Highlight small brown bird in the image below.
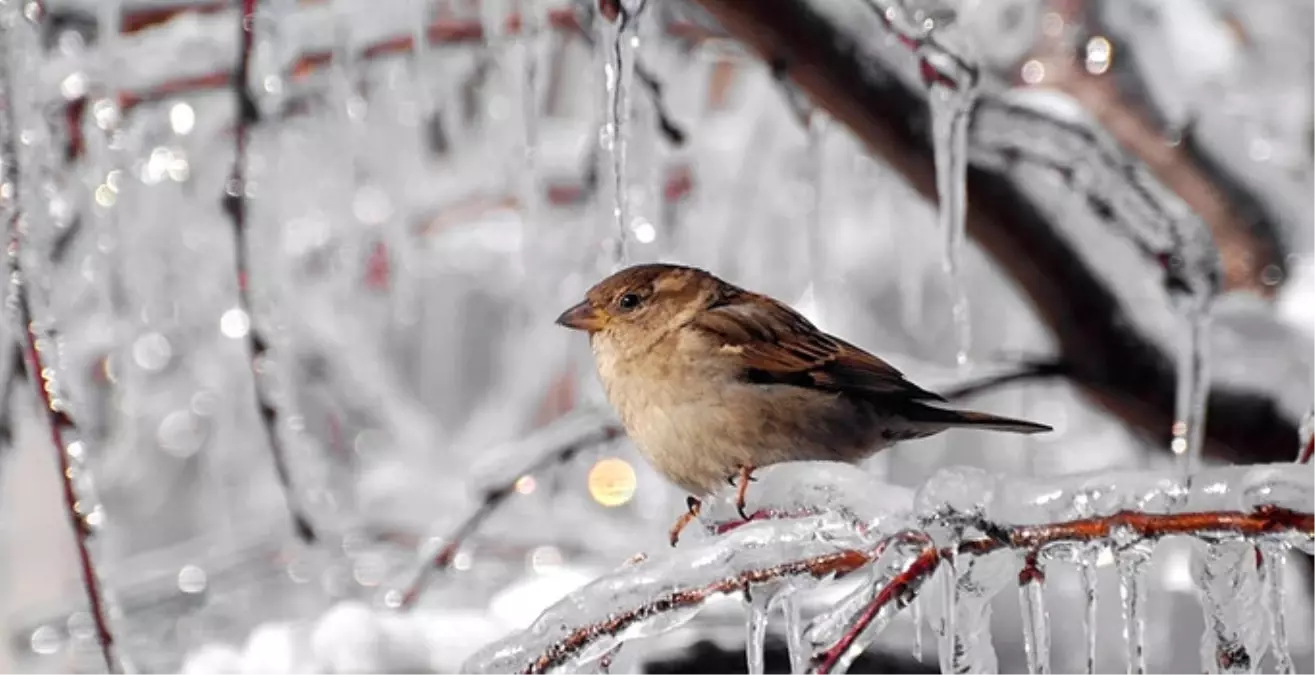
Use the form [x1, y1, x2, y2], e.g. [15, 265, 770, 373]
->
[556, 263, 1051, 545]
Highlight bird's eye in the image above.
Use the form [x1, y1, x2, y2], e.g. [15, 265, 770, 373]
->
[617, 293, 641, 310]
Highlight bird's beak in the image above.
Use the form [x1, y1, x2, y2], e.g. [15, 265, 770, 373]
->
[555, 300, 608, 332]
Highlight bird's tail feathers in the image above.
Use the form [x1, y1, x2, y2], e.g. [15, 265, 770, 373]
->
[907, 405, 1052, 434]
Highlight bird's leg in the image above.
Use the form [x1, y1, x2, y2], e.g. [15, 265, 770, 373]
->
[734, 464, 755, 520]
[668, 496, 702, 547]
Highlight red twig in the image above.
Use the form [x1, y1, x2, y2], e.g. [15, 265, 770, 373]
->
[524, 548, 874, 674]
[397, 423, 623, 609]
[2, 6, 119, 669]
[507, 505, 1311, 674]
[220, 0, 317, 545]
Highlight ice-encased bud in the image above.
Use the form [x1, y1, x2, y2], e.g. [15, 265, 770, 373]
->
[915, 465, 995, 529]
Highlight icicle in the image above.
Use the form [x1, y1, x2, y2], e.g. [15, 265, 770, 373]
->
[796, 111, 829, 327]
[1170, 300, 1211, 474]
[1018, 563, 1050, 675]
[938, 548, 959, 673]
[925, 68, 978, 368]
[745, 595, 769, 675]
[934, 549, 1011, 674]
[516, 0, 544, 235]
[1258, 542, 1294, 674]
[1078, 549, 1099, 675]
[1194, 542, 1265, 674]
[1296, 408, 1313, 463]
[911, 597, 924, 663]
[1116, 547, 1151, 675]
[596, 0, 645, 267]
[781, 595, 809, 675]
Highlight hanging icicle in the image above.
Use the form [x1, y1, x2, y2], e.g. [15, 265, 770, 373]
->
[1116, 545, 1152, 675]
[595, 0, 646, 268]
[1078, 547, 1100, 675]
[1258, 542, 1295, 674]
[1018, 553, 1050, 675]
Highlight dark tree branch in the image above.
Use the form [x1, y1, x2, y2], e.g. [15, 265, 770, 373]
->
[686, 0, 1301, 464]
[221, 0, 318, 545]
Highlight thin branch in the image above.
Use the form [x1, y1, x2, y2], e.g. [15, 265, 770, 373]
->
[526, 548, 873, 674]
[1, 6, 119, 669]
[938, 360, 1068, 401]
[397, 420, 623, 609]
[220, 0, 317, 545]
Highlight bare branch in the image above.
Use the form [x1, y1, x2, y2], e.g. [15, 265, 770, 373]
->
[395, 413, 623, 609]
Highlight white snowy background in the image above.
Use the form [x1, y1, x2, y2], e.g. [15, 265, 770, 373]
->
[0, 0, 1311, 673]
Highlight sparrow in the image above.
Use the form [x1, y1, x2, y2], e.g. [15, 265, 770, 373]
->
[556, 263, 1051, 545]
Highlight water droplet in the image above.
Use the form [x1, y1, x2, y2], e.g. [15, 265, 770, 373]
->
[169, 103, 196, 135]
[29, 625, 62, 655]
[219, 307, 250, 338]
[132, 332, 172, 372]
[178, 564, 207, 594]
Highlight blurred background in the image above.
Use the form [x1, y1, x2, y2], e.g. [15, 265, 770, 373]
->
[0, 0, 1311, 672]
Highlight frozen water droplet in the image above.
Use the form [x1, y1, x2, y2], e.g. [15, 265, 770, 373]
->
[915, 466, 995, 526]
[178, 565, 208, 594]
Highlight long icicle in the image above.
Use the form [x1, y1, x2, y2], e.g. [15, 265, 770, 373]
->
[1117, 549, 1151, 674]
[1018, 553, 1050, 675]
[1170, 300, 1212, 474]
[911, 597, 924, 663]
[925, 68, 978, 368]
[1078, 548, 1099, 674]
[781, 594, 809, 674]
[1258, 542, 1294, 674]
[597, 0, 646, 267]
[745, 592, 769, 675]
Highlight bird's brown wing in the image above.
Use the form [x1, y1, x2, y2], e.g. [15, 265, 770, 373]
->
[690, 291, 945, 402]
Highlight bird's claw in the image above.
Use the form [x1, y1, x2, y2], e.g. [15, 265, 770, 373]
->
[668, 496, 702, 548]
[733, 465, 755, 521]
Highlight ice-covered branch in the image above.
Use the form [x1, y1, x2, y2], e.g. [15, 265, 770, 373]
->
[220, 0, 318, 545]
[1, 5, 119, 671]
[464, 462, 1313, 675]
[392, 409, 622, 609]
[685, 0, 1303, 465]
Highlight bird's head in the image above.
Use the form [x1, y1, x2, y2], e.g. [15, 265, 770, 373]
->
[555, 263, 722, 339]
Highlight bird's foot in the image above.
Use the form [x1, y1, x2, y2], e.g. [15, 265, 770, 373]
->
[733, 464, 755, 520]
[668, 496, 702, 548]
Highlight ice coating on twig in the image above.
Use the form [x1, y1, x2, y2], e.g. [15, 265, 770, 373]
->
[696, 461, 918, 538]
[1193, 541, 1266, 674]
[462, 512, 885, 673]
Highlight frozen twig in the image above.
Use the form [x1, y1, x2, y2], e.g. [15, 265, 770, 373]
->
[1, 8, 119, 668]
[395, 413, 623, 609]
[811, 505, 1313, 673]
[937, 359, 1068, 402]
[219, 0, 318, 545]
[485, 502, 1311, 674]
